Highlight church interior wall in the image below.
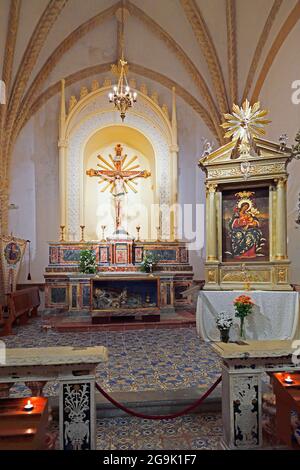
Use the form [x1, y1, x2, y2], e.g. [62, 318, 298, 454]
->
[4, 0, 300, 284]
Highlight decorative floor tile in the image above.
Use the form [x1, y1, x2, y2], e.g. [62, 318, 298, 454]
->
[3, 317, 221, 396]
[92, 413, 222, 450]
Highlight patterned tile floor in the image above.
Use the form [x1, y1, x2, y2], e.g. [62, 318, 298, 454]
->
[2, 317, 221, 397]
[49, 413, 222, 450]
[95, 414, 222, 450]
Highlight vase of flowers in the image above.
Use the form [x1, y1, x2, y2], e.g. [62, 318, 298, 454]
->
[234, 294, 254, 340]
[216, 312, 233, 343]
[79, 249, 97, 274]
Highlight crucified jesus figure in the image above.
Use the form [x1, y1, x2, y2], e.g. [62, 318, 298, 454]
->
[86, 144, 151, 231]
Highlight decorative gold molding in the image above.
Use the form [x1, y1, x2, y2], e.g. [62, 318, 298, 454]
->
[252, 1, 300, 101]
[242, 0, 283, 101]
[226, 0, 238, 105]
[207, 269, 217, 283]
[207, 162, 286, 180]
[221, 270, 271, 283]
[206, 183, 218, 194]
[180, 0, 229, 116]
[18, 62, 218, 142]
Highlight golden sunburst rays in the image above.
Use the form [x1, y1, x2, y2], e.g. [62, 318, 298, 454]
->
[97, 155, 115, 171]
[100, 180, 113, 193]
[221, 99, 272, 144]
[124, 180, 138, 193]
[122, 155, 138, 170]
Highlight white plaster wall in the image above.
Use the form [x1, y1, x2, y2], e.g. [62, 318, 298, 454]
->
[9, 95, 60, 283]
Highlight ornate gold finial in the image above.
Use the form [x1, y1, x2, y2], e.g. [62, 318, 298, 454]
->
[80, 86, 89, 99]
[221, 100, 271, 153]
[91, 79, 99, 91]
[68, 95, 77, 113]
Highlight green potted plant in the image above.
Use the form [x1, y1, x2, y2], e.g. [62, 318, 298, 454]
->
[140, 253, 158, 273]
[79, 249, 97, 274]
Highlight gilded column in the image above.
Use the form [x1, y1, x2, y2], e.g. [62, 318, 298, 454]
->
[206, 183, 218, 261]
[58, 79, 67, 230]
[170, 87, 179, 241]
[58, 140, 67, 227]
[275, 177, 287, 259]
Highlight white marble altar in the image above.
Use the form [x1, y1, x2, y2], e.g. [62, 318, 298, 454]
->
[196, 290, 300, 341]
[212, 340, 300, 449]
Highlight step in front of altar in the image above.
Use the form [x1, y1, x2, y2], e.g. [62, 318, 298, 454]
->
[91, 308, 160, 324]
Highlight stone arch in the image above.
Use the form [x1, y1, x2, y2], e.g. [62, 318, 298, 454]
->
[59, 84, 178, 240]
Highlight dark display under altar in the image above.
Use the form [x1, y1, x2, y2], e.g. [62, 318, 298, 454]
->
[44, 239, 194, 313]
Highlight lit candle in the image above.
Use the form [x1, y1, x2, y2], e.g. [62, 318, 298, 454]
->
[24, 399, 34, 411]
[284, 375, 294, 384]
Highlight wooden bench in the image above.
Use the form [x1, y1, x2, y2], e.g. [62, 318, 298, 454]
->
[0, 287, 40, 336]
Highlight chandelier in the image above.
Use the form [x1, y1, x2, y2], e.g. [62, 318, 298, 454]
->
[108, 3, 137, 121]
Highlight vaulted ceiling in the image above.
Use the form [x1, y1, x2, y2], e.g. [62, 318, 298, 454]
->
[0, 0, 300, 233]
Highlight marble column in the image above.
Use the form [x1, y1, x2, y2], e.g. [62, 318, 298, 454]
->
[275, 177, 287, 259]
[206, 183, 218, 261]
[221, 366, 263, 449]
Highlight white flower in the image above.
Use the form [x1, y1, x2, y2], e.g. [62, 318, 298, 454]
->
[216, 312, 233, 330]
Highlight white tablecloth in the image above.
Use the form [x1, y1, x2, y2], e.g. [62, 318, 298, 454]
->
[196, 290, 299, 342]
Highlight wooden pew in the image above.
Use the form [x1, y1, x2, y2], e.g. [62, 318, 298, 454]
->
[0, 287, 40, 336]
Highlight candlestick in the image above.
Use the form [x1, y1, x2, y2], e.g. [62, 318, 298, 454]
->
[60, 225, 65, 242]
[80, 225, 85, 242]
[24, 399, 34, 411]
[136, 225, 141, 241]
[156, 226, 161, 241]
[101, 225, 106, 242]
[284, 375, 294, 384]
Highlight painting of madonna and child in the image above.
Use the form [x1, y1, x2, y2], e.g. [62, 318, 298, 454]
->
[222, 188, 269, 262]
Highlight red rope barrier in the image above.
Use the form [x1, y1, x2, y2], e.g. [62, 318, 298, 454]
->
[95, 375, 222, 420]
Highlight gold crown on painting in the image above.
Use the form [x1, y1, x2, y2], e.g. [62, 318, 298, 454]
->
[235, 191, 255, 199]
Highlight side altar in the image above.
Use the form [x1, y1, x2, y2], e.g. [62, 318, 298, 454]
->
[44, 240, 193, 311]
[199, 100, 293, 291]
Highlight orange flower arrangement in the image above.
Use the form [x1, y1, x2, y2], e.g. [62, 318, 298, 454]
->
[234, 295, 254, 306]
[234, 294, 254, 339]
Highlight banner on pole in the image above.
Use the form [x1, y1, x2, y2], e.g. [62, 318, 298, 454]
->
[0, 235, 27, 294]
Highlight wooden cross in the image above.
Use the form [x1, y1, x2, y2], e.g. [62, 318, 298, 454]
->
[86, 143, 151, 194]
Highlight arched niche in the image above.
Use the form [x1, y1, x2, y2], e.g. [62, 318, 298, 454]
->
[83, 125, 156, 240]
[58, 81, 178, 240]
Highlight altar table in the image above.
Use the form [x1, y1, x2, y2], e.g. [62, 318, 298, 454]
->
[211, 340, 300, 449]
[0, 346, 108, 450]
[196, 290, 299, 341]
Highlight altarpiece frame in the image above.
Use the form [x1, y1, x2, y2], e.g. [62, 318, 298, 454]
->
[199, 101, 292, 291]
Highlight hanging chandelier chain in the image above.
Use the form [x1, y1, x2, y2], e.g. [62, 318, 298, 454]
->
[108, 0, 137, 121]
[120, 0, 125, 60]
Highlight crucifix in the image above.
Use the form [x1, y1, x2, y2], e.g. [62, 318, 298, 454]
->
[86, 143, 151, 231]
